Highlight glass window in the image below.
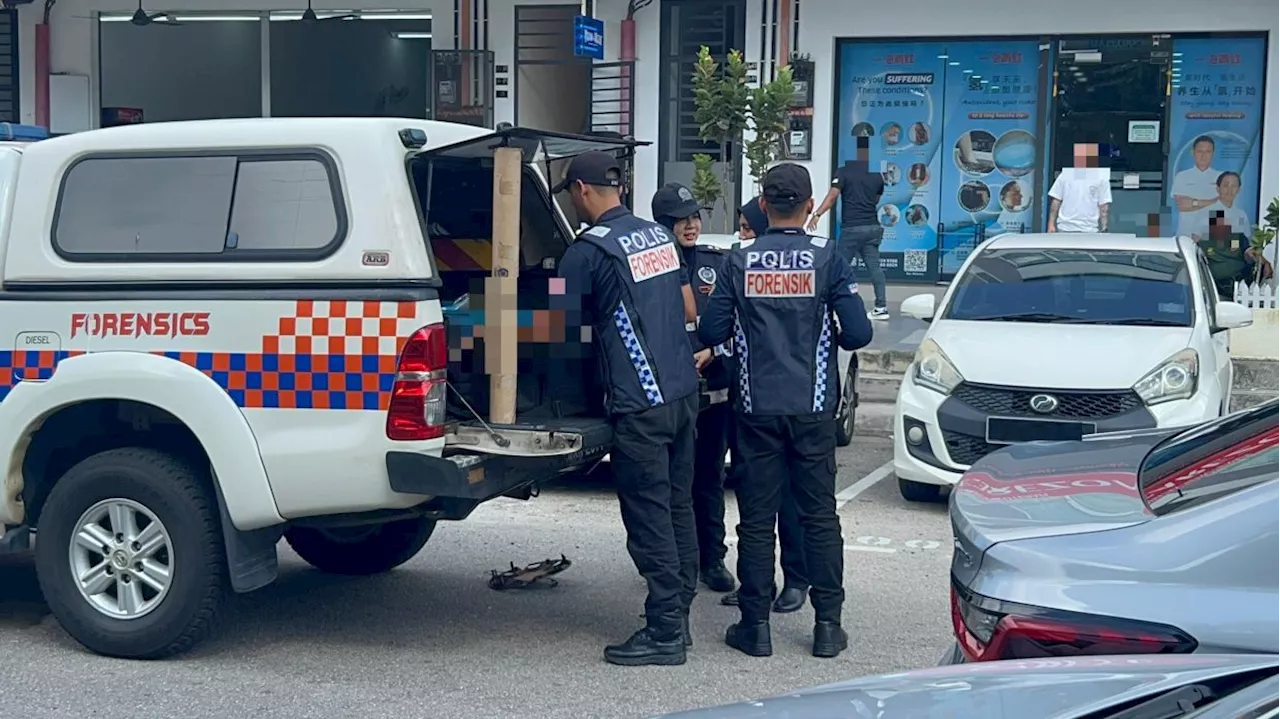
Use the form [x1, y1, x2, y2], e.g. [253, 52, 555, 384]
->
[943, 247, 1195, 326]
[54, 153, 343, 259]
[229, 159, 339, 251]
[55, 156, 237, 255]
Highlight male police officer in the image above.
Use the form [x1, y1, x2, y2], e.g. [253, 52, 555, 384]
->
[720, 197, 809, 614]
[651, 183, 736, 595]
[699, 164, 873, 659]
[556, 152, 701, 667]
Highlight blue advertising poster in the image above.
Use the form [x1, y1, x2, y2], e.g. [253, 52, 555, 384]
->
[833, 42, 947, 281]
[1166, 36, 1266, 241]
[934, 41, 1042, 277]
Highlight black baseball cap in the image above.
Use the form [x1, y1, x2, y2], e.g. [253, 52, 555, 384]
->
[552, 151, 623, 193]
[761, 163, 812, 207]
[651, 183, 701, 221]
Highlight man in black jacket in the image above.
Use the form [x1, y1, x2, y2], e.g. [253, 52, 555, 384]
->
[700, 164, 873, 659]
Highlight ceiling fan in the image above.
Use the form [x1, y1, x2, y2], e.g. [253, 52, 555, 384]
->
[129, 0, 179, 26]
[300, 0, 358, 23]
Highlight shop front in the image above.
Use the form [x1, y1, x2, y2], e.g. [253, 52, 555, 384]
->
[828, 32, 1271, 284]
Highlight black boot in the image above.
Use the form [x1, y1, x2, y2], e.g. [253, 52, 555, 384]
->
[725, 620, 772, 657]
[812, 620, 849, 658]
[700, 560, 736, 593]
[772, 585, 808, 614]
[720, 589, 739, 606]
[604, 625, 687, 666]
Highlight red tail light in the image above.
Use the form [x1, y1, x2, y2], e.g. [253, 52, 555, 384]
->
[950, 583, 1197, 662]
[386, 323, 448, 441]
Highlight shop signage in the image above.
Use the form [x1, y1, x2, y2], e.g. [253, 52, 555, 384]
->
[1165, 36, 1267, 239]
[573, 15, 604, 60]
[834, 40, 1042, 282]
[934, 41, 1041, 278]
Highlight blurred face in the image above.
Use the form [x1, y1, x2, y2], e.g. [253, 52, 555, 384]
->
[673, 214, 702, 247]
[1217, 175, 1240, 206]
[1193, 140, 1215, 170]
[737, 214, 756, 240]
[1072, 143, 1099, 168]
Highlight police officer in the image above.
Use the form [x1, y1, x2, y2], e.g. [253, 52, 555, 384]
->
[556, 152, 700, 667]
[651, 183, 735, 595]
[720, 197, 810, 614]
[699, 164, 873, 659]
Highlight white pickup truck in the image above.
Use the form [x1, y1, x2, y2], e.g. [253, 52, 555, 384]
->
[0, 118, 652, 659]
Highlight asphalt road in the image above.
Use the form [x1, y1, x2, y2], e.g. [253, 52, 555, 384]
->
[0, 436, 955, 719]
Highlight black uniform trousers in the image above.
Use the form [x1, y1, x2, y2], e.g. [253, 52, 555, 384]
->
[611, 393, 700, 627]
[734, 413, 844, 624]
[692, 400, 731, 569]
[724, 414, 808, 588]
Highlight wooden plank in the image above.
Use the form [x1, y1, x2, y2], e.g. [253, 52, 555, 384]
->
[486, 145, 522, 425]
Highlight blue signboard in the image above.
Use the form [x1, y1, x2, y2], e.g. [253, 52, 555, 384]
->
[935, 40, 1042, 276]
[833, 42, 948, 281]
[573, 15, 604, 60]
[1166, 36, 1267, 240]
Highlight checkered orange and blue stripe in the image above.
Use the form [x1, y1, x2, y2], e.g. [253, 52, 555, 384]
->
[0, 300, 419, 411]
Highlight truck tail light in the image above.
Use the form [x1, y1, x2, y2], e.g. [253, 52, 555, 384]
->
[386, 324, 448, 441]
[950, 582, 1197, 662]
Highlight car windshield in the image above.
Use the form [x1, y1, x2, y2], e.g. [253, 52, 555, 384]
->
[943, 248, 1195, 327]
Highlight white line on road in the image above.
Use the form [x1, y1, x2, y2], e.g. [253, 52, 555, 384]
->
[835, 460, 894, 508]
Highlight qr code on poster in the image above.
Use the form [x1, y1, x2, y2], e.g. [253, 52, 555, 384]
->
[903, 250, 928, 274]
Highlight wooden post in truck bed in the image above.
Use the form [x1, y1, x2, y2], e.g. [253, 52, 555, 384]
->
[487, 145, 522, 425]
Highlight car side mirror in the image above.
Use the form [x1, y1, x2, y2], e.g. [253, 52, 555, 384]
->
[901, 294, 937, 322]
[1213, 300, 1254, 332]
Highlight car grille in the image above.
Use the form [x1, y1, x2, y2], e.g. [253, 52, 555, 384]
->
[951, 383, 1144, 420]
[942, 431, 1002, 466]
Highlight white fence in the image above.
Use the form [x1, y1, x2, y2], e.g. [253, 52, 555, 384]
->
[1235, 281, 1278, 310]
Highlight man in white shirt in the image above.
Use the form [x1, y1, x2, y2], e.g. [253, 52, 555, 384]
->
[1047, 143, 1112, 233]
[1194, 171, 1251, 239]
[1170, 135, 1222, 236]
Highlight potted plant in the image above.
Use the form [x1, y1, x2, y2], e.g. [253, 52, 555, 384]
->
[1250, 196, 1277, 285]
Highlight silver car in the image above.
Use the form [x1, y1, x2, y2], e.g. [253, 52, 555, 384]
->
[945, 398, 1278, 664]
[654, 654, 1279, 718]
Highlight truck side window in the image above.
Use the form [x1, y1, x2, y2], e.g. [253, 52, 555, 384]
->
[52, 152, 345, 260]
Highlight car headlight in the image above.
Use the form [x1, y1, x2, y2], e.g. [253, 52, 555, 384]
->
[1132, 348, 1199, 405]
[912, 338, 964, 395]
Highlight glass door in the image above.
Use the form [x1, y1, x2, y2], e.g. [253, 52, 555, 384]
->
[1051, 35, 1173, 235]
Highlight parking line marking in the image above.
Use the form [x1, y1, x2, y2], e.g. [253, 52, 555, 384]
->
[836, 460, 894, 508]
[846, 545, 896, 554]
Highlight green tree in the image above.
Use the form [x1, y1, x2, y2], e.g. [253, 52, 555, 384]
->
[692, 46, 750, 232]
[1251, 197, 1278, 285]
[690, 153, 721, 214]
[744, 64, 795, 192]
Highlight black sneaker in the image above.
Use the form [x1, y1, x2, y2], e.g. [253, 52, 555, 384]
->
[812, 620, 849, 658]
[700, 560, 736, 593]
[725, 620, 772, 657]
[604, 627, 686, 666]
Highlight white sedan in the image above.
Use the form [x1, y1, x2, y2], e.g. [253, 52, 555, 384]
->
[892, 232, 1254, 502]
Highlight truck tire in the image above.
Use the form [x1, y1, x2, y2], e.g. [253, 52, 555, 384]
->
[284, 517, 436, 576]
[34, 448, 227, 660]
[836, 356, 859, 447]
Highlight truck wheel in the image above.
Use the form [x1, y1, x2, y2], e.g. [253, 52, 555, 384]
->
[285, 517, 436, 576]
[836, 358, 858, 448]
[898, 477, 943, 503]
[34, 448, 227, 659]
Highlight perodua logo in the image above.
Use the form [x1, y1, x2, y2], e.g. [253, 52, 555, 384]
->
[1029, 394, 1060, 414]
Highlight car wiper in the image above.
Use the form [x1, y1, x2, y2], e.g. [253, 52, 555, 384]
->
[1081, 318, 1190, 327]
[1104, 683, 1215, 719]
[962, 312, 1083, 323]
